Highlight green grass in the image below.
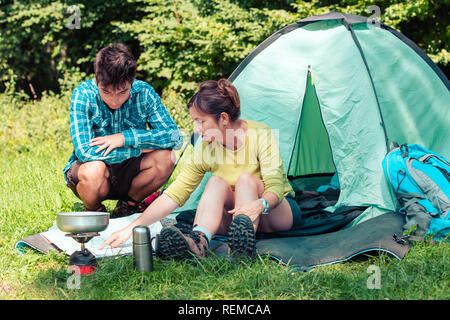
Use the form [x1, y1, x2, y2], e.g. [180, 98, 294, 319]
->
[0, 93, 449, 300]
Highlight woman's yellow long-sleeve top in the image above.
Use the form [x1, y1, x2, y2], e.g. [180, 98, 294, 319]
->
[164, 119, 294, 207]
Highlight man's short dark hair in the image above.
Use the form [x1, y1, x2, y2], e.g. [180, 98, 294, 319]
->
[94, 43, 137, 89]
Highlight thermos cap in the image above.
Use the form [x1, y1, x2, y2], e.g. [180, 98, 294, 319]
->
[133, 226, 151, 244]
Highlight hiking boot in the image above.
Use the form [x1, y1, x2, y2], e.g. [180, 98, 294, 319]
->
[157, 226, 209, 260]
[112, 191, 162, 218]
[111, 199, 147, 218]
[84, 204, 107, 212]
[175, 221, 194, 235]
[228, 214, 256, 258]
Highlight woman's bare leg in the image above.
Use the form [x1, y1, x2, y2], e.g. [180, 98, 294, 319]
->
[193, 176, 235, 237]
[233, 173, 265, 232]
[258, 198, 293, 233]
[234, 173, 293, 233]
[158, 176, 237, 259]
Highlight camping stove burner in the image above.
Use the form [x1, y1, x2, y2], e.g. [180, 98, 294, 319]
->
[65, 232, 100, 275]
[66, 232, 99, 247]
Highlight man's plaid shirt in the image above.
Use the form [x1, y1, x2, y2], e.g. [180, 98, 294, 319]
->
[63, 79, 183, 177]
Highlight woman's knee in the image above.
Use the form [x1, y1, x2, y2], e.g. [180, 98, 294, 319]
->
[205, 176, 230, 191]
[236, 173, 263, 191]
[201, 176, 235, 209]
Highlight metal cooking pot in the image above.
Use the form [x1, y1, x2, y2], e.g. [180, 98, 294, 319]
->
[56, 212, 110, 234]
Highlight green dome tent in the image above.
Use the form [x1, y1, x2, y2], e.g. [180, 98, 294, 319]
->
[174, 12, 450, 226]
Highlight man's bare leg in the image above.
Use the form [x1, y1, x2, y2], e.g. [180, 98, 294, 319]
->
[127, 149, 175, 202]
[76, 161, 110, 211]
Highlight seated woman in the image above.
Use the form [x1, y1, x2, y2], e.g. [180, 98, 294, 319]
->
[100, 79, 302, 259]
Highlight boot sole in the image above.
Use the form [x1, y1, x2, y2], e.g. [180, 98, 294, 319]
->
[228, 215, 256, 258]
[158, 226, 192, 260]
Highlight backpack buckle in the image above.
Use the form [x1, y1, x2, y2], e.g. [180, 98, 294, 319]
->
[393, 233, 409, 245]
[400, 144, 409, 158]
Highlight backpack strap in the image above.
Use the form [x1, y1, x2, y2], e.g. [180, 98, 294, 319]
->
[418, 154, 450, 167]
[417, 154, 450, 183]
[405, 158, 450, 219]
[400, 192, 427, 209]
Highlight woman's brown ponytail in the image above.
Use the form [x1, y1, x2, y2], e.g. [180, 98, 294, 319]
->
[187, 78, 241, 122]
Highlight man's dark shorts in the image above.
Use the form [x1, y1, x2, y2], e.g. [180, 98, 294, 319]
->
[65, 154, 145, 201]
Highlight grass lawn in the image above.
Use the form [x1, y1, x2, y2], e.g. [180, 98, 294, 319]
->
[0, 93, 448, 300]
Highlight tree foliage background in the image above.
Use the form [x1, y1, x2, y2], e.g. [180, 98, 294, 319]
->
[0, 0, 448, 102]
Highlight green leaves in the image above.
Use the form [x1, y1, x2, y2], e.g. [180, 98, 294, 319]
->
[0, 0, 147, 95]
[0, 0, 448, 98]
[117, 0, 298, 98]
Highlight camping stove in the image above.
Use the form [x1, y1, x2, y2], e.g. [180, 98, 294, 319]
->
[65, 232, 99, 275]
[56, 211, 110, 275]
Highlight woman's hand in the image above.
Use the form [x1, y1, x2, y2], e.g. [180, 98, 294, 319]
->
[98, 195, 180, 250]
[90, 133, 125, 156]
[99, 226, 133, 250]
[228, 199, 265, 223]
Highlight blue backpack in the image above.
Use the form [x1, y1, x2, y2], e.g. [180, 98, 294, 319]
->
[382, 144, 450, 241]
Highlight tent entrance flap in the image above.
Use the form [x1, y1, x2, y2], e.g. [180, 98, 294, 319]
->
[288, 71, 336, 178]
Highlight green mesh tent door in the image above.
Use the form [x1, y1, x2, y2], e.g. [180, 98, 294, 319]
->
[288, 70, 335, 180]
[175, 12, 450, 224]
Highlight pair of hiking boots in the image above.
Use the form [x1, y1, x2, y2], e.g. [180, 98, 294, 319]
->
[156, 214, 257, 260]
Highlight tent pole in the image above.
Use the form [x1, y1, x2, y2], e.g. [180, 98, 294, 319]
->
[343, 20, 390, 153]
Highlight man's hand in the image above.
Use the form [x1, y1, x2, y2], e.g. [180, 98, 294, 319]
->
[90, 133, 125, 156]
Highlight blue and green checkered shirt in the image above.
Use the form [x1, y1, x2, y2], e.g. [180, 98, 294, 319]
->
[63, 79, 183, 177]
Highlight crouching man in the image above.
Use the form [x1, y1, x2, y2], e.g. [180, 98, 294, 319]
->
[63, 44, 182, 217]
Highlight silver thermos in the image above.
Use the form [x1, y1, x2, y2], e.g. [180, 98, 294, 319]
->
[133, 226, 153, 272]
